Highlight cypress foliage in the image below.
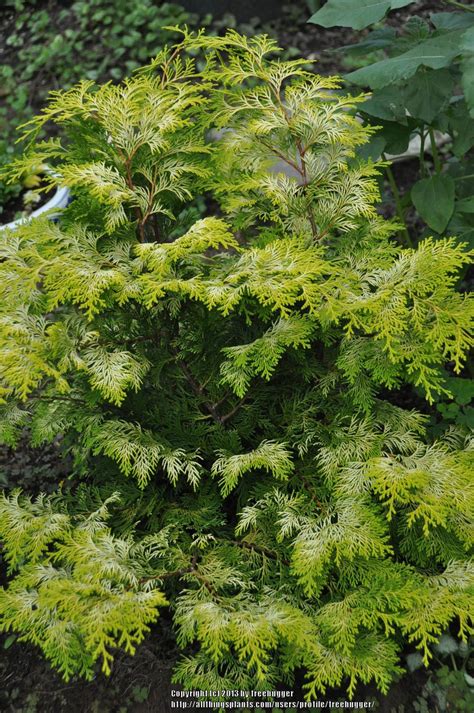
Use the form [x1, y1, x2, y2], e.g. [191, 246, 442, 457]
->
[0, 30, 472, 697]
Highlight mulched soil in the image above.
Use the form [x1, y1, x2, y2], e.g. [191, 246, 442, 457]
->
[1, 183, 57, 225]
[0, 616, 434, 713]
[0, 625, 179, 713]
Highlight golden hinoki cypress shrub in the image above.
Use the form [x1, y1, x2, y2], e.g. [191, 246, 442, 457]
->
[0, 30, 472, 698]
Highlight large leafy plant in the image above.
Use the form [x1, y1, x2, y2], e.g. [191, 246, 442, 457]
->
[310, 0, 474, 247]
[0, 30, 472, 699]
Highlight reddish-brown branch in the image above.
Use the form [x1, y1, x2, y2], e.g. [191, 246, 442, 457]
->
[138, 556, 219, 597]
[138, 566, 192, 586]
[267, 81, 320, 241]
[189, 555, 220, 597]
[139, 175, 157, 240]
[295, 137, 319, 241]
[259, 138, 304, 177]
[221, 396, 248, 424]
[36, 395, 87, 406]
[190, 569, 219, 596]
[116, 146, 145, 242]
[300, 474, 325, 511]
[230, 540, 290, 567]
[170, 346, 224, 425]
[211, 392, 232, 410]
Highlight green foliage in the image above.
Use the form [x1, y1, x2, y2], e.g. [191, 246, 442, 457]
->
[418, 666, 474, 712]
[435, 377, 474, 429]
[0, 1, 193, 97]
[0, 1, 195, 219]
[309, 0, 474, 249]
[308, 0, 474, 461]
[411, 645, 474, 713]
[0, 30, 473, 698]
[388, 641, 474, 713]
[309, 1, 414, 31]
[0, 491, 168, 679]
[411, 174, 455, 234]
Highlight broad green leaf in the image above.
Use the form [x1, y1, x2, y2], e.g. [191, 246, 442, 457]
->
[403, 15, 431, 41]
[360, 86, 407, 122]
[444, 377, 474, 406]
[347, 31, 464, 89]
[459, 406, 474, 426]
[460, 25, 474, 52]
[447, 211, 474, 249]
[453, 130, 474, 158]
[461, 57, 474, 118]
[378, 120, 413, 154]
[308, 0, 414, 31]
[431, 12, 474, 32]
[338, 27, 397, 55]
[448, 157, 474, 187]
[403, 68, 453, 123]
[411, 174, 455, 233]
[406, 652, 424, 672]
[351, 134, 387, 163]
[455, 197, 474, 214]
[432, 109, 450, 134]
[460, 33, 474, 121]
[434, 633, 459, 655]
[448, 101, 474, 157]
